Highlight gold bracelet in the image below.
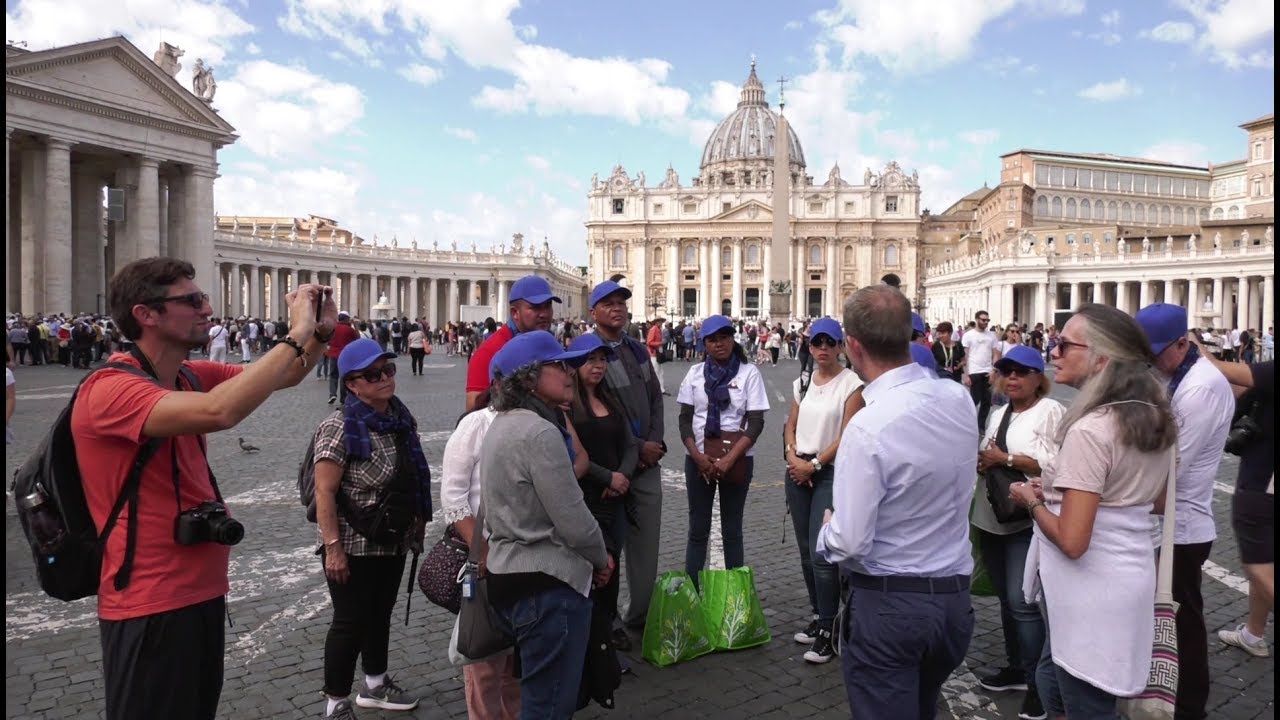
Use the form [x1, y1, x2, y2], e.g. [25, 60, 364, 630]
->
[1028, 500, 1045, 514]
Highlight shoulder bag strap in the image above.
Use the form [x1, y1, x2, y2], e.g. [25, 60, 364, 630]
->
[1155, 449, 1178, 601]
[993, 405, 1015, 452]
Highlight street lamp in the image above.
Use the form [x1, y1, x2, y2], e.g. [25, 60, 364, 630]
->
[649, 293, 665, 320]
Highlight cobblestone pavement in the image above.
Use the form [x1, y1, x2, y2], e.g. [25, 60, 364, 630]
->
[5, 354, 1274, 719]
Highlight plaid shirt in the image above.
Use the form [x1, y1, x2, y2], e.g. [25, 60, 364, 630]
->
[313, 414, 407, 557]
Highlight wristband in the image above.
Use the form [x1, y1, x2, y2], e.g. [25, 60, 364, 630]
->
[279, 336, 310, 369]
[1027, 500, 1045, 514]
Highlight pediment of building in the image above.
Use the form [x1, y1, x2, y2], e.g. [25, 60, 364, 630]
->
[711, 200, 779, 223]
[6, 36, 237, 142]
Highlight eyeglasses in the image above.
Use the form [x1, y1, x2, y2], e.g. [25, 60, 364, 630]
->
[543, 360, 574, 374]
[810, 337, 839, 348]
[143, 291, 209, 309]
[1054, 339, 1090, 355]
[350, 362, 397, 383]
[999, 366, 1042, 378]
[977, 317, 990, 323]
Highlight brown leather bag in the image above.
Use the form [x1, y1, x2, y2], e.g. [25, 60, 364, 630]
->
[702, 421, 748, 484]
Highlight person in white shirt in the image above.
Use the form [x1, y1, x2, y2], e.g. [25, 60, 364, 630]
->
[961, 310, 1000, 431]
[781, 318, 864, 665]
[241, 319, 257, 363]
[1137, 303, 1235, 720]
[1263, 326, 1274, 362]
[1227, 327, 1242, 362]
[677, 315, 769, 585]
[207, 319, 229, 364]
[816, 286, 978, 719]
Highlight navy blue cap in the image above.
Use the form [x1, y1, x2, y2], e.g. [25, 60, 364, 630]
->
[489, 330, 588, 380]
[994, 344, 1046, 373]
[700, 315, 734, 338]
[509, 275, 561, 305]
[810, 317, 843, 343]
[568, 333, 615, 358]
[338, 338, 396, 378]
[589, 280, 632, 308]
[911, 312, 926, 336]
[1135, 303, 1188, 355]
[910, 342, 937, 372]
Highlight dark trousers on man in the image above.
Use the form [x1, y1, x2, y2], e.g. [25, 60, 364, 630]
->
[969, 373, 993, 432]
[99, 595, 226, 720]
[322, 552, 406, 697]
[841, 576, 973, 720]
[1173, 541, 1213, 720]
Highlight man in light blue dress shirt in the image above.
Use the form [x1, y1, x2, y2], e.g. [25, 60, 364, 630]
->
[817, 285, 979, 720]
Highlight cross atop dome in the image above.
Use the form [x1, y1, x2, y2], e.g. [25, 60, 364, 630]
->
[739, 59, 766, 108]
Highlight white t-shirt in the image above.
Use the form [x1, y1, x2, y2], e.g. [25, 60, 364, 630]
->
[791, 368, 863, 455]
[207, 324, 228, 349]
[1229, 329, 1242, 348]
[677, 361, 770, 455]
[971, 397, 1065, 534]
[999, 340, 1021, 356]
[962, 329, 997, 374]
[1170, 356, 1235, 545]
[247, 323, 259, 340]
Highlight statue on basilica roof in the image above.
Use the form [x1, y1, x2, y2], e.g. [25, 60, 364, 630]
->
[658, 165, 680, 189]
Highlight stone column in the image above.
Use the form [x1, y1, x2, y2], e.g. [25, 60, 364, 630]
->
[166, 172, 185, 261]
[1262, 274, 1274, 333]
[1032, 283, 1044, 327]
[127, 157, 160, 261]
[666, 241, 679, 316]
[698, 238, 710, 317]
[709, 238, 721, 316]
[247, 265, 261, 319]
[448, 278, 460, 323]
[20, 145, 46, 314]
[1237, 276, 1250, 331]
[1188, 280, 1201, 323]
[496, 277, 507, 312]
[43, 138, 73, 314]
[794, 240, 806, 317]
[761, 239, 772, 319]
[368, 275, 379, 320]
[4, 128, 10, 313]
[185, 166, 217, 303]
[634, 239, 649, 318]
[158, 178, 169, 257]
[1002, 284, 1015, 324]
[1221, 279, 1235, 329]
[426, 278, 438, 329]
[72, 171, 105, 313]
[1211, 278, 1224, 328]
[731, 238, 744, 317]
[1068, 282, 1081, 313]
[227, 266, 242, 318]
[826, 239, 838, 317]
[410, 277, 421, 320]
[1138, 280, 1151, 311]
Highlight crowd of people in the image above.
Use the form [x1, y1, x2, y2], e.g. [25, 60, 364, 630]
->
[9, 254, 1273, 720]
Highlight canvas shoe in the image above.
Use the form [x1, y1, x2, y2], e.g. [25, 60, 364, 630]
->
[1219, 625, 1270, 657]
[977, 666, 1028, 692]
[1018, 686, 1047, 720]
[355, 675, 419, 711]
[803, 630, 835, 664]
[793, 617, 820, 645]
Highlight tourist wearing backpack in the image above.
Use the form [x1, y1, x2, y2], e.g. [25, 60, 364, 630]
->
[57, 257, 336, 720]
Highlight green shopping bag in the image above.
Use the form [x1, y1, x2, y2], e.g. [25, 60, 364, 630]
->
[698, 567, 771, 651]
[641, 571, 715, 668]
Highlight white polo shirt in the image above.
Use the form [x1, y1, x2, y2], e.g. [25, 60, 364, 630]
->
[1170, 356, 1235, 545]
[676, 360, 770, 456]
[962, 329, 997, 375]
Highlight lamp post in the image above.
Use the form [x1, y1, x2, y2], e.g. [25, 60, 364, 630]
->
[649, 294, 664, 321]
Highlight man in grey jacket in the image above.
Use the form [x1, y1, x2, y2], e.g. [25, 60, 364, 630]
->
[589, 281, 666, 640]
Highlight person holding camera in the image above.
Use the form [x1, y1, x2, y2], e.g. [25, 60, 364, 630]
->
[70, 257, 336, 720]
[312, 338, 431, 719]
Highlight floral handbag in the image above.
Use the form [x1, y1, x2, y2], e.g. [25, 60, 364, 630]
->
[417, 524, 469, 614]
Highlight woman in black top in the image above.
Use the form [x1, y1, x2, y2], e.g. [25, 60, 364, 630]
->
[931, 321, 966, 382]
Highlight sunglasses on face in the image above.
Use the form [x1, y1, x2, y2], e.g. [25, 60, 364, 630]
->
[1054, 339, 1089, 355]
[144, 291, 209, 309]
[999, 366, 1041, 378]
[544, 360, 574, 374]
[810, 337, 840, 348]
[350, 362, 397, 383]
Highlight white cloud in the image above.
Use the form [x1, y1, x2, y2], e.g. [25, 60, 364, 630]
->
[1142, 20, 1197, 42]
[958, 129, 1000, 146]
[399, 63, 442, 86]
[1077, 78, 1142, 101]
[1140, 141, 1210, 167]
[701, 80, 742, 117]
[278, 0, 392, 63]
[784, 19, 804, 30]
[1174, 0, 1275, 68]
[216, 165, 365, 226]
[1101, 10, 1122, 27]
[525, 155, 551, 171]
[443, 126, 478, 142]
[245, 42, 261, 55]
[215, 60, 365, 158]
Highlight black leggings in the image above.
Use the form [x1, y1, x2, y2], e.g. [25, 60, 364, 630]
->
[769, 347, 779, 364]
[322, 552, 407, 697]
[409, 348, 425, 374]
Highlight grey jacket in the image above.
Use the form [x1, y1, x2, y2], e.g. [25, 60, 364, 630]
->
[480, 409, 609, 595]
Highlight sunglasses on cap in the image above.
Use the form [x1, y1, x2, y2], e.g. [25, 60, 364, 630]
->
[349, 362, 397, 383]
[999, 366, 1041, 378]
[143, 291, 209, 309]
[810, 336, 840, 348]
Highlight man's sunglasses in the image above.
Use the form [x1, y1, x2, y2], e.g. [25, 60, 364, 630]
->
[349, 362, 397, 383]
[810, 337, 840, 348]
[143, 291, 209, 309]
[1054, 339, 1089, 355]
[999, 366, 1042, 378]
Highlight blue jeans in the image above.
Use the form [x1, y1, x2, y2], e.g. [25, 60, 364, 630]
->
[785, 465, 839, 628]
[976, 528, 1045, 684]
[1037, 605, 1120, 719]
[326, 357, 346, 400]
[684, 455, 753, 585]
[492, 586, 592, 720]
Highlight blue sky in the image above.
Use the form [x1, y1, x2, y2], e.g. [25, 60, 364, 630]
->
[6, 0, 1274, 264]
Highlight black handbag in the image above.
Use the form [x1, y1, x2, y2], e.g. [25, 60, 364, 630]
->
[455, 502, 515, 660]
[983, 407, 1031, 524]
[418, 524, 469, 614]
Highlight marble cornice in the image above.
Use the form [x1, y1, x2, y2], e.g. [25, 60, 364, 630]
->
[6, 82, 237, 144]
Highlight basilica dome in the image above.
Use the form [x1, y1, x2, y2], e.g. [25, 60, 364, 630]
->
[699, 62, 806, 172]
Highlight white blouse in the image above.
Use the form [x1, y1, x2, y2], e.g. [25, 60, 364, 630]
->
[440, 408, 496, 524]
[677, 361, 770, 456]
[791, 369, 862, 456]
[971, 397, 1065, 535]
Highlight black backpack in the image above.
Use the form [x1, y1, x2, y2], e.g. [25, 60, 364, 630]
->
[13, 363, 201, 602]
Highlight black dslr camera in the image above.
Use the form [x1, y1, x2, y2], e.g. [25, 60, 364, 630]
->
[175, 501, 245, 546]
[1224, 413, 1261, 456]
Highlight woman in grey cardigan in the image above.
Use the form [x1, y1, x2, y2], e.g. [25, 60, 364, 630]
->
[479, 330, 614, 719]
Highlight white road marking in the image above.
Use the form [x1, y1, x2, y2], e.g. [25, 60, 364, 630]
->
[422, 364, 457, 369]
[15, 392, 72, 400]
[14, 384, 78, 391]
[419, 430, 455, 443]
[229, 584, 331, 663]
[660, 468, 724, 570]
[1204, 560, 1250, 595]
[1215, 482, 1235, 495]
[941, 661, 1001, 719]
[774, 390, 785, 403]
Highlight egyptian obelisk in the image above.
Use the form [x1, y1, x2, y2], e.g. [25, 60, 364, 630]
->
[769, 92, 792, 322]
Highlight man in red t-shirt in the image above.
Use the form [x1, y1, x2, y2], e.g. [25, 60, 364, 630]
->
[324, 311, 361, 404]
[464, 275, 560, 411]
[72, 257, 337, 720]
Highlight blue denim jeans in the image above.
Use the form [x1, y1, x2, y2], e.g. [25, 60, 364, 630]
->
[785, 465, 839, 628]
[1037, 605, 1120, 719]
[492, 585, 592, 720]
[976, 527, 1045, 684]
[684, 455, 754, 585]
[326, 357, 346, 400]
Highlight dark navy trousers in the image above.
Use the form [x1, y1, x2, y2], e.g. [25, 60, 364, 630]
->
[839, 580, 974, 720]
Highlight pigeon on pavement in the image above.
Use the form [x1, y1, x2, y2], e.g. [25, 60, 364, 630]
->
[238, 437, 260, 453]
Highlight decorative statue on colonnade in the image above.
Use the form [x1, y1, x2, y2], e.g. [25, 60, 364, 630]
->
[309, 224, 318, 243]
[192, 59, 217, 102]
[153, 42, 183, 78]
[511, 232, 525, 254]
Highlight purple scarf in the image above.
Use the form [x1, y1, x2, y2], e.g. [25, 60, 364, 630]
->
[703, 353, 742, 437]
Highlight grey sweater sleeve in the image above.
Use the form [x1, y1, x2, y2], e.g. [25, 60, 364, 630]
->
[526, 426, 609, 569]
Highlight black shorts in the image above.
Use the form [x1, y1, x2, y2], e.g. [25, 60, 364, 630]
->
[1232, 490, 1274, 565]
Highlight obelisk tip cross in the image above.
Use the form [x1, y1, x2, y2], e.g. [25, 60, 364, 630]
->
[777, 75, 789, 111]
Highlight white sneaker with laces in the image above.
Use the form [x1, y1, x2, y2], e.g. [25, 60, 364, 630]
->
[1219, 625, 1270, 657]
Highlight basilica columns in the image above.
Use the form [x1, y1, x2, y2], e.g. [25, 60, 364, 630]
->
[698, 238, 711, 317]
[826, 241, 838, 316]
[731, 239, 743, 317]
[794, 241, 806, 318]
[709, 238, 722, 316]
[1264, 276, 1275, 332]
[666, 241, 679, 316]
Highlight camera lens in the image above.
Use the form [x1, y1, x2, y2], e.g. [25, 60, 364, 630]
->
[210, 516, 245, 546]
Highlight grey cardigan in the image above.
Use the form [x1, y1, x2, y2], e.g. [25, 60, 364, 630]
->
[480, 409, 609, 596]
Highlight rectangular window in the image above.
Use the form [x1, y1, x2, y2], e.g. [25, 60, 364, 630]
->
[1064, 167, 1077, 187]
[1133, 174, 1146, 193]
[1049, 166, 1064, 186]
[1254, 179, 1264, 196]
[885, 195, 898, 213]
[1078, 169, 1092, 189]
[1196, 180, 1209, 198]
[844, 201, 855, 214]
[612, 198, 624, 214]
[1106, 171, 1119, 191]
[1255, 142, 1264, 160]
[1118, 172, 1132, 192]
[652, 203, 663, 215]
[1158, 176, 1170, 195]
[722, 202, 732, 213]
[809, 201, 824, 213]
[1035, 164, 1050, 185]
[683, 202, 697, 213]
[1171, 178, 1185, 197]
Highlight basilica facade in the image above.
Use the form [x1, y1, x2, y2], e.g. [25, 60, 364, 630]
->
[585, 63, 922, 321]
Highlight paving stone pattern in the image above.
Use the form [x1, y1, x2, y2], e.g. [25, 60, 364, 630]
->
[4, 356, 1274, 719]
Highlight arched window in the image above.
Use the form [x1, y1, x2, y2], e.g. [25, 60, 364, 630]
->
[1120, 202, 1132, 222]
[884, 244, 899, 266]
[1173, 207, 1184, 225]
[1080, 198, 1091, 218]
[1148, 204, 1157, 222]
[746, 244, 760, 265]
[683, 244, 696, 265]
[653, 247, 663, 266]
[1212, 207, 1224, 220]
[611, 245, 625, 267]
[1160, 205, 1171, 224]
[1228, 205, 1240, 219]
[844, 245, 854, 264]
[809, 244, 823, 266]
[1083, 232, 1093, 244]
[1051, 196, 1063, 217]
[722, 245, 733, 268]
[1095, 201, 1106, 220]
[1107, 201, 1118, 220]
[1199, 208, 1209, 223]
[1035, 195, 1048, 216]
[1135, 204, 1146, 223]
[1067, 233, 1076, 245]
[1065, 198, 1077, 219]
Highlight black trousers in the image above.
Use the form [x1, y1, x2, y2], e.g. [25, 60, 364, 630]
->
[409, 347, 425, 374]
[969, 373, 993, 431]
[99, 595, 226, 720]
[322, 552, 407, 697]
[1173, 541, 1213, 720]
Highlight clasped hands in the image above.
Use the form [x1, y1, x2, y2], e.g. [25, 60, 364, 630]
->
[785, 451, 816, 487]
[976, 438, 1012, 473]
[692, 452, 733, 484]
[1008, 480, 1045, 509]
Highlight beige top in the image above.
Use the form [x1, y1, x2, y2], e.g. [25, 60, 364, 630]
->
[1042, 407, 1167, 507]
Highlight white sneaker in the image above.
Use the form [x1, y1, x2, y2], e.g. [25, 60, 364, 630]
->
[1219, 625, 1270, 657]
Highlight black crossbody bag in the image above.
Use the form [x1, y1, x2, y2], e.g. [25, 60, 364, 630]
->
[984, 408, 1030, 524]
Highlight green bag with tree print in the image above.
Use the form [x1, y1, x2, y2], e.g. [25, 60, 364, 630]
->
[698, 567, 771, 651]
[640, 571, 715, 668]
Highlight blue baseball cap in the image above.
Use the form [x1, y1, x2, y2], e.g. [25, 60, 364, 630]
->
[1135, 303, 1188, 355]
[338, 338, 396, 378]
[810, 317, 843, 343]
[700, 315, 734, 338]
[489, 330, 589, 380]
[910, 342, 937, 372]
[994, 344, 1046, 373]
[911, 312, 926, 337]
[589, 280, 632, 308]
[568, 333, 616, 358]
[509, 275, 561, 305]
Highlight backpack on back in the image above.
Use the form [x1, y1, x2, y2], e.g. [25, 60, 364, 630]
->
[298, 410, 343, 522]
[13, 362, 200, 602]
